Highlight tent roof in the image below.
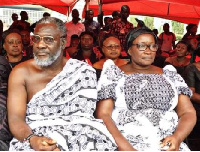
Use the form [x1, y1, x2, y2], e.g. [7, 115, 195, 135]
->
[0, 0, 200, 24]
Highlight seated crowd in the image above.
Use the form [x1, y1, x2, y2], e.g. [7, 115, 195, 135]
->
[0, 5, 200, 151]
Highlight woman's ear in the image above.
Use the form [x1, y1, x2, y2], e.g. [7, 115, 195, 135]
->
[127, 48, 131, 57]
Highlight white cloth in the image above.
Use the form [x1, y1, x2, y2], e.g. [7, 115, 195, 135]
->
[9, 59, 116, 151]
[97, 59, 192, 151]
[66, 21, 85, 47]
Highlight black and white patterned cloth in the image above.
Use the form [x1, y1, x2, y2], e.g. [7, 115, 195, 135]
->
[97, 59, 192, 151]
[9, 59, 117, 151]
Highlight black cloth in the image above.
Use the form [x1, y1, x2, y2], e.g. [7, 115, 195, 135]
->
[9, 56, 29, 68]
[74, 49, 99, 65]
[184, 63, 200, 151]
[0, 56, 12, 150]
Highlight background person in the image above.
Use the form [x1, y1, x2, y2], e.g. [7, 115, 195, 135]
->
[96, 27, 196, 151]
[93, 34, 128, 79]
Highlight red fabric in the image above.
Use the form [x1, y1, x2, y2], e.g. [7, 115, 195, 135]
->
[89, 0, 200, 24]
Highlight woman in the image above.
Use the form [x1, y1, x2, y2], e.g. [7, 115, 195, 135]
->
[184, 60, 200, 150]
[2, 29, 29, 68]
[96, 27, 196, 151]
[164, 41, 190, 77]
[93, 34, 128, 79]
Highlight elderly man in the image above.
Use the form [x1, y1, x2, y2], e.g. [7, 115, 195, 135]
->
[8, 17, 116, 151]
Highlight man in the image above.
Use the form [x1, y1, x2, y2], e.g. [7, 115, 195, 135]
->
[9, 13, 19, 30]
[65, 9, 85, 47]
[20, 29, 33, 59]
[159, 23, 176, 57]
[109, 5, 133, 56]
[8, 17, 116, 151]
[83, 9, 100, 42]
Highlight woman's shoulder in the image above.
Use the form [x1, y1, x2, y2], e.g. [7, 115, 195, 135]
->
[93, 59, 105, 69]
[101, 59, 124, 80]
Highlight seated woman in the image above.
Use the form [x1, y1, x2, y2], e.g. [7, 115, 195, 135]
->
[96, 27, 196, 151]
[184, 59, 200, 150]
[93, 34, 128, 79]
[2, 29, 29, 69]
[164, 41, 190, 77]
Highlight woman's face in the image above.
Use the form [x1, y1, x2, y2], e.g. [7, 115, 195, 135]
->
[175, 43, 188, 57]
[128, 34, 157, 66]
[3, 33, 23, 57]
[102, 36, 121, 60]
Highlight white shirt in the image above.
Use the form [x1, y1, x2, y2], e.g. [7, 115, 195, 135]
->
[65, 21, 85, 47]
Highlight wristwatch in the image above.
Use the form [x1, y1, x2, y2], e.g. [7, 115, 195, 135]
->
[23, 133, 36, 145]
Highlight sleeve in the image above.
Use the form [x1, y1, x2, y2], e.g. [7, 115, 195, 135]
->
[163, 65, 193, 98]
[97, 59, 123, 101]
[184, 64, 196, 88]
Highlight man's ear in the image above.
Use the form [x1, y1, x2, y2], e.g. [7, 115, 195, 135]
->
[61, 38, 66, 50]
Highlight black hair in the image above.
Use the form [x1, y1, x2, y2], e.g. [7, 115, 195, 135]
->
[176, 40, 191, 51]
[125, 27, 157, 52]
[2, 29, 21, 44]
[100, 33, 119, 48]
[79, 31, 95, 41]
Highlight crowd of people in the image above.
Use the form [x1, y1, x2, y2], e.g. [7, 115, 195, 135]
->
[0, 4, 200, 151]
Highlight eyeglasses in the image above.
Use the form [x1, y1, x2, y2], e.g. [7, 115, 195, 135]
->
[6, 40, 22, 45]
[32, 35, 65, 45]
[132, 43, 158, 52]
[103, 45, 121, 50]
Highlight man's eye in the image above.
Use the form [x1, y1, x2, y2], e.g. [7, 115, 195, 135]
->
[45, 37, 54, 42]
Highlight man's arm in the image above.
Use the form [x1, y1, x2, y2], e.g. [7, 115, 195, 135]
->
[7, 66, 32, 141]
[7, 66, 58, 151]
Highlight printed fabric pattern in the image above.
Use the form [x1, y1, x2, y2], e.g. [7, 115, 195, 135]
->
[97, 59, 192, 151]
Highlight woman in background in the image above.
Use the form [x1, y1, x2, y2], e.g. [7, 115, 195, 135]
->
[93, 34, 128, 79]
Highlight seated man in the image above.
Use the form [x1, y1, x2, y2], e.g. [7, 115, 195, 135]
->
[0, 56, 12, 150]
[7, 17, 116, 151]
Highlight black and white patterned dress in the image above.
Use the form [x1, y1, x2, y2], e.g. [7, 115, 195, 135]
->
[9, 59, 117, 151]
[97, 59, 192, 151]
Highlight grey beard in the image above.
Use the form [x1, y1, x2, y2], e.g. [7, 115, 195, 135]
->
[34, 47, 62, 67]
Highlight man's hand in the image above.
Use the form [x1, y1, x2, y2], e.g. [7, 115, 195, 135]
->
[30, 136, 60, 151]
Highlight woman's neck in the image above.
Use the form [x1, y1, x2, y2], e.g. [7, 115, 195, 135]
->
[7, 54, 23, 63]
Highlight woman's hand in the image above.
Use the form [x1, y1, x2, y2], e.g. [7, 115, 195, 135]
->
[30, 136, 60, 151]
[160, 135, 181, 151]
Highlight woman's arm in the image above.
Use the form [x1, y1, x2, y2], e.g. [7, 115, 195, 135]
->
[161, 94, 196, 151]
[96, 98, 137, 151]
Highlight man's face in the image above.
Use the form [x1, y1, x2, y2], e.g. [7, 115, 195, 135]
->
[20, 30, 30, 46]
[121, 6, 130, 19]
[33, 23, 64, 67]
[80, 34, 93, 50]
[163, 24, 169, 32]
[86, 10, 94, 21]
[72, 10, 79, 19]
